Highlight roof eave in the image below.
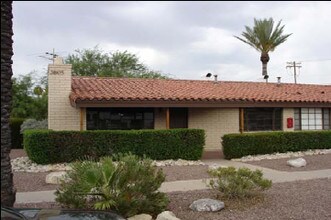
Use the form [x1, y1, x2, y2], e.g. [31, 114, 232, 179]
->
[70, 99, 331, 108]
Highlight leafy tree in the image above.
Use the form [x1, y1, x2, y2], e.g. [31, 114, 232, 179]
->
[11, 72, 48, 120]
[234, 18, 292, 81]
[1, 0, 16, 207]
[66, 46, 168, 79]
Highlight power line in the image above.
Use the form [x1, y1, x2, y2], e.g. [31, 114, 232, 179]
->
[39, 48, 59, 63]
[298, 58, 331, 63]
[286, 61, 302, 84]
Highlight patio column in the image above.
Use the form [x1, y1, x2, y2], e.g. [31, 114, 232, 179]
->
[166, 107, 170, 129]
[80, 108, 84, 131]
[239, 108, 244, 133]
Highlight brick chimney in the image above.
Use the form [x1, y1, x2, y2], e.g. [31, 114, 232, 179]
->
[48, 57, 83, 130]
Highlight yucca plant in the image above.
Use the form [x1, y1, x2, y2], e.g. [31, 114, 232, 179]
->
[55, 153, 168, 217]
[208, 166, 272, 199]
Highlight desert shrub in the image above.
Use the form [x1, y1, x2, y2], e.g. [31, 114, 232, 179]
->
[10, 118, 25, 149]
[208, 166, 272, 199]
[23, 129, 205, 164]
[223, 131, 331, 159]
[55, 153, 168, 218]
[20, 118, 48, 134]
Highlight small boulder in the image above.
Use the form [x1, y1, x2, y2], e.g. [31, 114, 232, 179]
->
[189, 198, 224, 212]
[127, 214, 152, 220]
[45, 171, 67, 184]
[156, 211, 180, 220]
[287, 158, 307, 168]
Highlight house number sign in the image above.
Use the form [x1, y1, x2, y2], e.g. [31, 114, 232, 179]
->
[50, 70, 64, 75]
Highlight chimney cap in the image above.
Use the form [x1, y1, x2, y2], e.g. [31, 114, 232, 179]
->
[53, 57, 64, 65]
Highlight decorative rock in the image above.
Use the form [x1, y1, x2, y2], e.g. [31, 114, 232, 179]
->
[287, 158, 307, 168]
[45, 171, 67, 184]
[152, 159, 205, 167]
[11, 157, 71, 173]
[232, 149, 331, 162]
[189, 198, 225, 212]
[127, 214, 152, 220]
[156, 211, 180, 220]
[209, 164, 228, 170]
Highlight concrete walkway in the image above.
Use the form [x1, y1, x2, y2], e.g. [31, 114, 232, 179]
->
[16, 159, 331, 204]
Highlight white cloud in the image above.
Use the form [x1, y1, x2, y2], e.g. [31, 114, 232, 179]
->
[12, 1, 331, 84]
[102, 43, 170, 69]
[190, 27, 239, 55]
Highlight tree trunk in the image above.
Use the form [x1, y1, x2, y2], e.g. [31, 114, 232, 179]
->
[260, 52, 270, 77]
[1, 1, 16, 207]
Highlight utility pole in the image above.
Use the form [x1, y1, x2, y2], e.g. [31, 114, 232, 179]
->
[286, 61, 302, 84]
[46, 48, 58, 63]
[39, 48, 58, 63]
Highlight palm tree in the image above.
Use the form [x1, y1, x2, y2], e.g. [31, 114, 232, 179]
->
[1, 1, 16, 206]
[235, 18, 292, 81]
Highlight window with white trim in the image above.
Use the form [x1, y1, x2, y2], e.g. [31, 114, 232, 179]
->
[294, 108, 330, 130]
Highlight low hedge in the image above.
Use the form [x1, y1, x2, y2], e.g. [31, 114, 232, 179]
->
[24, 129, 205, 164]
[223, 131, 331, 159]
[10, 118, 25, 149]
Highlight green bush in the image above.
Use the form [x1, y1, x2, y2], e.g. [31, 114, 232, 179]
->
[208, 166, 272, 199]
[55, 154, 169, 218]
[10, 118, 25, 149]
[223, 131, 331, 159]
[20, 118, 48, 134]
[24, 129, 205, 164]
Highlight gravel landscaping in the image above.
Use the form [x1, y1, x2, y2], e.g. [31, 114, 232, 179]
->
[15, 178, 331, 220]
[14, 172, 59, 192]
[13, 165, 209, 192]
[168, 178, 331, 220]
[160, 165, 210, 182]
[245, 154, 331, 172]
[10, 149, 27, 159]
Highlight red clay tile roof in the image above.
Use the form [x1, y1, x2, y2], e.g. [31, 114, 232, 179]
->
[70, 77, 331, 105]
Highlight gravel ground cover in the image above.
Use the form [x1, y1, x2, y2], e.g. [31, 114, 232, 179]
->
[13, 165, 210, 192]
[15, 179, 331, 220]
[10, 149, 27, 159]
[159, 165, 210, 182]
[245, 154, 331, 172]
[167, 178, 331, 220]
[14, 172, 59, 192]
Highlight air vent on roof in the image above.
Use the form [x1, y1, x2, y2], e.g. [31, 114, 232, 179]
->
[206, 73, 218, 82]
[277, 77, 281, 86]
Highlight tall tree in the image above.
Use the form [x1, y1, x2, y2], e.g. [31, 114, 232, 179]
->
[66, 46, 168, 79]
[11, 72, 48, 120]
[1, 0, 16, 206]
[234, 18, 292, 81]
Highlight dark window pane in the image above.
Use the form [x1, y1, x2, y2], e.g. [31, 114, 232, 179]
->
[244, 108, 282, 131]
[323, 108, 330, 130]
[144, 112, 154, 120]
[170, 108, 188, 129]
[294, 108, 301, 130]
[86, 108, 154, 130]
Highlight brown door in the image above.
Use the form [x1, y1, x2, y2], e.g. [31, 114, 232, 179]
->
[170, 108, 188, 128]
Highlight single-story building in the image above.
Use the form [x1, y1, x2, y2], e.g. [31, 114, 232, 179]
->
[48, 57, 331, 158]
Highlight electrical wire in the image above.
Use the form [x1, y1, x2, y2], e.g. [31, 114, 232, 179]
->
[298, 58, 331, 63]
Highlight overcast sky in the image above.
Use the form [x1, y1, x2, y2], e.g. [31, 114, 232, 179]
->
[12, 1, 331, 84]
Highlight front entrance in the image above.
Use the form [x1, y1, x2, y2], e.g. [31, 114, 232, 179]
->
[170, 108, 188, 128]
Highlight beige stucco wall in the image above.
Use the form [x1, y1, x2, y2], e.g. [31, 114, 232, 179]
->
[48, 57, 83, 131]
[154, 108, 166, 129]
[188, 108, 240, 151]
[282, 108, 295, 131]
